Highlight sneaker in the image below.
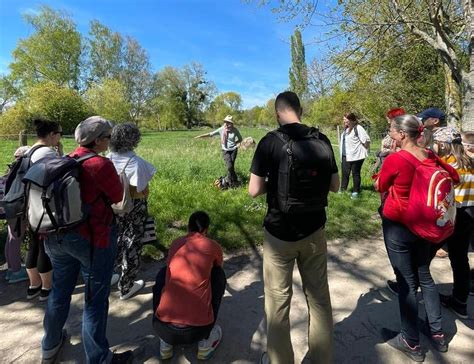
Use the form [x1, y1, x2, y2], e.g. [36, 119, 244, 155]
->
[418, 319, 448, 352]
[440, 294, 468, 319]
[160, 338, 173, 360]
[350, 192, 359, 199]
[383, 330, 424, 362]
[27, 284, 42, 300]
[120, 280, 145, 300]
[41, 329, 67, 364]
[8, 268, 29, 284]
[110, 350, 133, 364]
[197, 324, 222, 360]
[111, 273, 120, 286]
[386, 280, 399, 296]
[39, 288, 51, 302]
[260, 352, 269, 364]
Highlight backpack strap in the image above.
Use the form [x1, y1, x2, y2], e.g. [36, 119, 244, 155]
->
[121, 157, 133, 174]
[270, 130, 289, 144]
[75, 153, 98, 164]
[26, 144, 49, 158]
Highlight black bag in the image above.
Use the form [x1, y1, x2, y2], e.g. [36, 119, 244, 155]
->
[271, 127, 335, 214]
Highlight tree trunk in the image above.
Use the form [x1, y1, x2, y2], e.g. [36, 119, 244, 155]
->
[443, 64, 463, 129]
[462, 1, 474, 131]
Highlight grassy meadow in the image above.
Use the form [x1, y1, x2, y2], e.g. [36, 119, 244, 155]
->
[0, 127, 382, 258]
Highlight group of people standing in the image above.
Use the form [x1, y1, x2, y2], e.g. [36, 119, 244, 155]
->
[1, 91, 472, 364]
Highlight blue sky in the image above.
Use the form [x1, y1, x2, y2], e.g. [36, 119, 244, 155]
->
[0, 0, 332, 108]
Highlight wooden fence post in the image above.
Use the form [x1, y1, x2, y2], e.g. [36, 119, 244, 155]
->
[19, 130, 27, 146]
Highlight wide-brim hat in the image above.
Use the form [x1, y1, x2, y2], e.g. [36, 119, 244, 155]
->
[223, 115, 234, 124]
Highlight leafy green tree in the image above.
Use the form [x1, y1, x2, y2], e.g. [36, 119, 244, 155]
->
[9, 6, 82, 90]
[87, 20, 123, 84]
[84, 79, 131, 123]
[289, 28, 308, 99]
[242, 105, 264, 126]
[207, 91, 242, 125]
[0, 101, 31, 135]
[0, 75, 18, 113]
[121, 36, 153, 123]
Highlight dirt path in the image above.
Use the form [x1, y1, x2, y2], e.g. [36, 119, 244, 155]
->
[0, 235, 473, 363]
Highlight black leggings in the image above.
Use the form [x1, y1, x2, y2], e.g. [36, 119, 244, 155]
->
[152, 266, 226, 345]
[341, 156, 365, 193]
[25, 233, 52, 273]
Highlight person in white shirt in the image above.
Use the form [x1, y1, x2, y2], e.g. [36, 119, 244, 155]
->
[107, 122, 156, 300]
[194, 115, 242, 187]
[339, 112, 370, 199]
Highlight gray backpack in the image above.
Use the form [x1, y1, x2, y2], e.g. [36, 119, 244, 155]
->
[23, 153, 97, 234]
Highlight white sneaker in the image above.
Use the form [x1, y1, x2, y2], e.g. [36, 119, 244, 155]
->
[160, 338, 173, 360]
[120, 280, 144, 300]
[197, 324, 222, 360]
[110, 273, 120, 286]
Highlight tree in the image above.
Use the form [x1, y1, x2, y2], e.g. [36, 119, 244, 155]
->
[9, 6, 82, 91]
[207, 91, 242, 125]
[289, 28, 308, 98]
[257, 0, 473, 130]
[84, 79, 131, 123]
[0, 82, 89, 134]
[121, 36, 153, 123]
[87, 20, 123, 84]
[0, 75, 18, 113]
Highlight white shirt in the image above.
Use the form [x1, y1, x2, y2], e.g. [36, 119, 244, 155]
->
[340, 125, 370, 162]
[107, 151, 156, 192]
[30, 145, 58, 163]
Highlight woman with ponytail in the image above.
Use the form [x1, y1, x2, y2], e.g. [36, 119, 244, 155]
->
[375, 115, 458, 361]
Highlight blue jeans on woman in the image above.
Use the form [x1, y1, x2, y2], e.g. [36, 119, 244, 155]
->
[42, 226, 117, 364]
[382, 217, 442, 345]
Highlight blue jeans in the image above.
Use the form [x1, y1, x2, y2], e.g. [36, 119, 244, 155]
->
[42, 226, 117, 364]
[382, 217, 442, 345]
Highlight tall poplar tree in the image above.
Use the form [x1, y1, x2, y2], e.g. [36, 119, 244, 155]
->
[289, 28, 308, 99]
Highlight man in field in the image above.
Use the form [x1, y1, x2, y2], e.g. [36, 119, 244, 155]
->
[249, 91, 340, 364]
[195, 115, 242, 187]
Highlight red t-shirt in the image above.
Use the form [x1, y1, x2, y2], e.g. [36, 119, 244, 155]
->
[70, 147, 123, 248]
[378, 150, 459, 222]
[156, 232, 223, 326]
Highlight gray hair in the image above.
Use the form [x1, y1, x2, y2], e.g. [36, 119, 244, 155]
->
[110, 122, 141, 153]
[392, 114, 432, 147]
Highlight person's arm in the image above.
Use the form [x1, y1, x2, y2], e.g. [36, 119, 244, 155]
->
[194, 132, 211, 139]
[376, 154, 398, 192]
[97, 160, 123, 204]
[329, 172, 340, 192]
[248, 173, 266, 197]
[358, 125, 371, 150]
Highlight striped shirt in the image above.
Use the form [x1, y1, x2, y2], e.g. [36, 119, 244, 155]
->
[444, 155, 474, 208]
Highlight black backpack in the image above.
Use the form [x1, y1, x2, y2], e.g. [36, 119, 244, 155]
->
[271, 127, 335, 214]
[0, 145, 48, 220]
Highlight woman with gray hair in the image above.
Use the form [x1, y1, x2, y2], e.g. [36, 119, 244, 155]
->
[108, 122, 156, 300]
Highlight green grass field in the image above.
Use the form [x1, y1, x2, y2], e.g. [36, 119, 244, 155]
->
[0, 127, 382, 257]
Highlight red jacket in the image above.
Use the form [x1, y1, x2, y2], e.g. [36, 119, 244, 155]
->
[70, 147, 123, 248]
[378, 150, 459, 222]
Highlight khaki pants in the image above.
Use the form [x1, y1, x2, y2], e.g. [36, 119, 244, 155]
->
[263, 228, 333, 364]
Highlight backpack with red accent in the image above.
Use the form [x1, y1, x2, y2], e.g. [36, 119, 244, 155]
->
[399, 152, 457, 243]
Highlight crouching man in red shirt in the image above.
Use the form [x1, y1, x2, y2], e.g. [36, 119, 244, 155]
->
[153, 211, 226, 360]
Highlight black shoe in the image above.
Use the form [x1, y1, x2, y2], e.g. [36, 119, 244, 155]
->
[41, 330, 67, 364]
[111, 350, 133, 364]
[418, 319, 448, 352]
[382, 329, 424, 362]
[386, 280, 399, 296]
[27, 285, 42, 300]
[440, 294, 468, 319]
[39, 288, 51, 302]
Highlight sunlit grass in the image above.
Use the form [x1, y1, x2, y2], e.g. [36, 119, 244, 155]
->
[0, 127, 382, 257]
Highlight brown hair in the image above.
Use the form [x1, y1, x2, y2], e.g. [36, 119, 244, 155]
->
[344, 113, 358, 123]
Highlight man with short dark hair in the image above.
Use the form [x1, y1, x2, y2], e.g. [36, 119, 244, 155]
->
[418, 107, 447, 131]
[41, 116, 132, 364]
[153, 211, 226, 361]
[249, 91, 339, 364]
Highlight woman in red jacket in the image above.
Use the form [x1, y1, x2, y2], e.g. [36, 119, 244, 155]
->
[375, 114, 458, 362]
